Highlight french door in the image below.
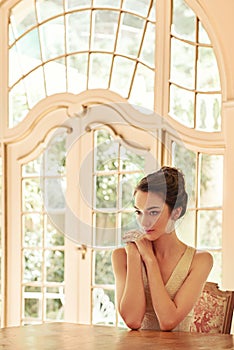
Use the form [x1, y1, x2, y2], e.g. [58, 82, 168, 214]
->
[6, 100, 160, 326]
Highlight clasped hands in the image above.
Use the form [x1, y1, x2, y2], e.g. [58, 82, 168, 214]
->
[123, 230, 155, 263]
[122, 229, 145, 243]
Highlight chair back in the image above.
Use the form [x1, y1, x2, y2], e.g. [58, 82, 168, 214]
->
[190, 282, 234, 334]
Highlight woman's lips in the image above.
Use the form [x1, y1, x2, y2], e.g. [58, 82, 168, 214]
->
[145, 229, 154, 234]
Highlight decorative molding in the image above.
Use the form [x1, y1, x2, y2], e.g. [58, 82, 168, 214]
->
[2, 89, 225, 153]
[85, 122, 151, 152]
[17, 125, 72, 163]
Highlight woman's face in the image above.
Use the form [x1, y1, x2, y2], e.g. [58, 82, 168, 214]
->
[134, 190, 172, 239]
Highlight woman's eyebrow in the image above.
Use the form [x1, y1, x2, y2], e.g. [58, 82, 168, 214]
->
[134, 205, 161, 211]
[146, 206, 161, 211]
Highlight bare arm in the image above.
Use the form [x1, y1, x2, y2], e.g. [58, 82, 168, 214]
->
[145, 252, 213, 330]
[111, 245, 146, 329]
[135, 239, 213, 331]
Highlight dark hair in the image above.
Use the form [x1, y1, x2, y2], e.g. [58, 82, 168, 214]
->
[134, 166, 188, 218]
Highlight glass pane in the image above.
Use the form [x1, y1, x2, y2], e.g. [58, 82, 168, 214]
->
[66, 0, 92, 10]
[40, 17, 65, 61]
[9, 23, 15, 46]
[66, 11, 90, 53]
[140, 22, 155, 67]
[24, 298, 40, 319]
[129, 64, 154, 110]
[171, 0, 196, 41]
[9, 81, 29, 127]
[22, 214, 43, 247]
[120, 146, 145, 172]
[95, 213, 116, 247]
[94, 250, 115, 284]
[197, 210, 222, 249]
[122, 0, 152, 17]
[46, 286, 64, 321]
[45, 250, 64, 282]
[23, 249, 43, 282]
[24, 67, 46, 108]
[23, 286, 42, 319]
[170, 38, 195, 89]
[95, 129, 113, 146]
[46, 298, 63, 320]
[95, 131, 118, 171]
[177, 210, 196, 247]
[67, 54, 88, 93]
[196, 93, 221, 131]
[36, 0, 64, 22]
[111, 57, 136, 97]
[197, 47, 220, 91]
[44, 133, 66, 176]
[22, 157, 42, 176]
[10, 0, 37, 38]
[95, 175, 118, 209]
[44, 58, 66, 95]
[199, 154, 223, 207]
[16, 29, 41, 75]
[9, 45, 22, 87]
[44, 178, 65, 210]
[116, 13, 144, 56]
[45, 215, 65, 246]
[121, 212, 139, 242]
[88, 54, 112, 89]
[92, 10, 119, 51]
[93, 0, 121, 7]
[22, 178, 43, 211]
[199, 21, 211, 44]
[121, 173, 142, 209]
[92, 288, 115, 325]
[172, 142, 196, 207]
[169, 84, 194, 128]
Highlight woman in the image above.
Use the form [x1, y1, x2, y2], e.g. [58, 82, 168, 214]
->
[112, 166, 213, 331]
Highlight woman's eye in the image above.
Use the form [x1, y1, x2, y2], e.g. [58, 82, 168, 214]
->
[134, 210, 141, 216]
[149, 211, 160, 216]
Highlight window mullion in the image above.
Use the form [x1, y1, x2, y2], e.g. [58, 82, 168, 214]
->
[0, 5, 9, 134]
[154, 0, 172, 117]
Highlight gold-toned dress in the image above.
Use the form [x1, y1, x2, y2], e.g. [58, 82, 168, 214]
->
[141, 245, 196, 331]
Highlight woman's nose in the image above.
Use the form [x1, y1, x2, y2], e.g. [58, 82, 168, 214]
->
[139, 214, 152, 230]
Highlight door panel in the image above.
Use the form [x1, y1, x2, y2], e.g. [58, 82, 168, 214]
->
[65, 104, 160, 325]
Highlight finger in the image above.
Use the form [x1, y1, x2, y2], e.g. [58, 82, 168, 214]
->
[122, 230, 137, 240]
[122, 230, 143, 242]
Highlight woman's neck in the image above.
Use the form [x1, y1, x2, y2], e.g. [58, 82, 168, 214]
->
[152, 232, 186, 259]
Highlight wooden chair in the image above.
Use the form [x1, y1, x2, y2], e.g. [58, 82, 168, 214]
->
[190, 282, 234, 334]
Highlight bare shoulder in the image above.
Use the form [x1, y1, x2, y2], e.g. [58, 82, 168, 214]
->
[111, 247, 126, 265]
[193, 250, 213, 271]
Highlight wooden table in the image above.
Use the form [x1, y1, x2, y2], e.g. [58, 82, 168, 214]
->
[0, 322, 233, 350]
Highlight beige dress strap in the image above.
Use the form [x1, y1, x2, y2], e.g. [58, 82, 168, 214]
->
[141, 245, 196, 330]
[166, 246, 196, 300]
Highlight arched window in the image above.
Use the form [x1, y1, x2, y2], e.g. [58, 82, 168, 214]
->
[0, 0, 224, 327]
[8, 0, 156, 127]
[170, 0, 221, 131]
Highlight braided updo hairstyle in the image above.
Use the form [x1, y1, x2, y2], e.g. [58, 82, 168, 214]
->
[134, 166, 188, 219]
